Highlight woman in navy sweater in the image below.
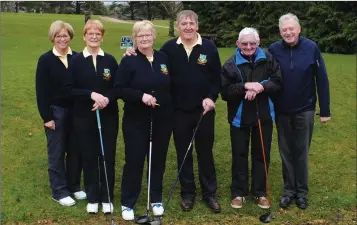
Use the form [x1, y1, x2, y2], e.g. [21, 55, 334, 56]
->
[35, 20, 85, 207]
[66, 20, 118, 214]
[114, 20, 173, 221]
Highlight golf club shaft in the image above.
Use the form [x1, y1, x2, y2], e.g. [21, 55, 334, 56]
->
[165, 112, 204, 209]
[147, 119, 153, 212]
[96, 110, 115, 224]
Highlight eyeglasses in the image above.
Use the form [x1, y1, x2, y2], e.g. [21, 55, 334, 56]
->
[55, 35, 70, 40]
[136, 34, 153, 39]
[86, 32, 102, 37]
[240, 42, 257, 47]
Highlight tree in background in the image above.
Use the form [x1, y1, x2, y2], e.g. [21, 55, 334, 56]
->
[161, 1, 182, 37]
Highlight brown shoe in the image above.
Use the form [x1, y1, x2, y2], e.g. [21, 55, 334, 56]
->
[256, 196, 270, 209]
[204, 197, 221, 213]
[231, 196, 245, 209]
[181, 198, 194, 211]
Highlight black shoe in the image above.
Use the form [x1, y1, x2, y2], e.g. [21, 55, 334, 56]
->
[204, 197, 221, 213]
[280, 196, 293, 208]
[296, 197, 308, 209]
[181, 198, 194, 211]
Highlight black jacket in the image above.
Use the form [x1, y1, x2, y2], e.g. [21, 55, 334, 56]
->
[221, 47, 282, 127]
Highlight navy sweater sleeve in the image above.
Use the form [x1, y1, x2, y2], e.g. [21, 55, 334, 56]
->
[220, 59, 246, 101]
[36, 54, 53, 123]
[114, 56, 144, 102]
[314, 45, 331, 117]
[207, 42, 222, 102]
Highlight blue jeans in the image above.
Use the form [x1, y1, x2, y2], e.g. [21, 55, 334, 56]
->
[276, 110, 314, 199]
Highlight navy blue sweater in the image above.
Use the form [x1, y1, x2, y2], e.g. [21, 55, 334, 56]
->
[65, 52, 119, 117]
[114, 49, 172, 118]
[36, 50, 77, 123]
[160, 37, 221, 111]
[269, 36, 330, 116]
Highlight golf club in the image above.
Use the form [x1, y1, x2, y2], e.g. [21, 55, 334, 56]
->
[135, 110, 154, 224]
[96, 109, 116, 225]
[256, 100, 273, 223]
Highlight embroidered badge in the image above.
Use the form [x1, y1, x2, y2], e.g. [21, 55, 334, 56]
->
[103, 68, 111, 81]
[197, 54, 207, 65]
[160, 64, 169, 75]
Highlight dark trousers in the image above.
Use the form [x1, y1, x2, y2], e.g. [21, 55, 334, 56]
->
[173, 109, 217, 200]
[73, 112, 118, 203]
[230, 120, 272, 198]
[66, 112, 83, 193]
[276, 110, 314, 199]
[45, 105, 71, 199]
[121, 113, 172, 208]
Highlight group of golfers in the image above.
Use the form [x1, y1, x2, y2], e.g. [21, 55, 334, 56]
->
[36, 9, 330, 221]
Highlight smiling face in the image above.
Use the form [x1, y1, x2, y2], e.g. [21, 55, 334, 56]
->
[135, 29, 154, 50]
[83, 27, 103, 48]
[279, 18, 301, 46]
[176, 16, 199, 42]
[54, 28, 71, 51]
[236, 33, 260, 56]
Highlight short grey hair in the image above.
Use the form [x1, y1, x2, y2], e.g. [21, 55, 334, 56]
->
[279, 13, 300, 28]
[132, 20, 157, 48]
[176, 10, 198, 24]
[238, 27, 260, 41]
[48, 20, 74, 43]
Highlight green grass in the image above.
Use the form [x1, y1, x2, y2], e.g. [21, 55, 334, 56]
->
[1, 13, 356, 225]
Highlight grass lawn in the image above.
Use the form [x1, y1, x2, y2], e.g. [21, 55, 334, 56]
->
[1, 13, 356, 225]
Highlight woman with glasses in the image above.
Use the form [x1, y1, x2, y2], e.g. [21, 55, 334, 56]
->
[220, 27, 282, 210]
[35, 20, 86, 207]
[65, 19, 119, 214]
[114, 20, 173, 221]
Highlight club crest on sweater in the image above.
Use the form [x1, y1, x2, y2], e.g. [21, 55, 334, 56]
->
[103, 68, 111, 81]
[197, 54, 207, 65]
[160, 64, 169, 75]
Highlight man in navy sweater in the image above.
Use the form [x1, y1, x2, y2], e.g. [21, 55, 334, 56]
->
[269, 13, 331, 210]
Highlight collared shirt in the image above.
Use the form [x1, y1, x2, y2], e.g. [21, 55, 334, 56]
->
[176, 33, 203, 57]
[82, 47, 105, 70]
[52, 46, 72, 68]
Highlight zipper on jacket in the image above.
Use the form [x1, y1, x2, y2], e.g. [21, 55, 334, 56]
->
[290, 48, 293, 69]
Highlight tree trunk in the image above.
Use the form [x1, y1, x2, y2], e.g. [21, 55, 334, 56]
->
[130, 4, 135, 20]
[75, 1, 80, 14]
[169, 18, 175, 37]
[147, 1, 152, 20]
[15, 1, 19, 13]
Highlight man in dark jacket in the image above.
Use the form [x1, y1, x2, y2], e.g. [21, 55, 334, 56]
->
[221, 27, 282, 210]
[269, 13, 331, 210]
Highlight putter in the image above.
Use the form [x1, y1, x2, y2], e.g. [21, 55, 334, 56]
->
[136, 110, 154, 224]
[96, 109, 116, 225]
[256, 100, 273, 223]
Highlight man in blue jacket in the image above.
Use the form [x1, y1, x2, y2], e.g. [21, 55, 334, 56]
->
[269, 13, 331, 210]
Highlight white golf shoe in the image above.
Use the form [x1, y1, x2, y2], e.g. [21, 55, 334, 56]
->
[151, 203, 164, 216]
[87, 203, 99, 214]
[121, 206, 135, 221]
[73, 191, 87, 200]
[102, 203, 114, 214]
[52, 196, 76, 206]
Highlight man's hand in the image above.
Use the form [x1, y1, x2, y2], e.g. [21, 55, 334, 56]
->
[245, 90, 257, 101]
[320, 116, 331, 124]
[142, 93, 157, 108]
[202, 98, 215, 115]
[244, 82, 264, 93]
[123, 47, 137, 56]
[44, 120, 55, 130]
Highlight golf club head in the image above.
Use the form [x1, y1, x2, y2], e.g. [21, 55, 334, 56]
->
[147, 216, 162, 225]
[135, 215, 150, 224]
[259, 211, 272, 223]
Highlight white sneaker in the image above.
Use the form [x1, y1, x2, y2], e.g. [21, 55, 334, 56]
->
[52, 196, 76, 206]
[87, 203, 99, 214]
[121, 206, 134, 221]
[102, 203, 114, 214]
[73, 191, 87, 200]
[151, 203, 164, 216]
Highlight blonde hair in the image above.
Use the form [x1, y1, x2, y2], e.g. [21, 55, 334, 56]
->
[83, 19, 105, 36]
[176, 10, 198, 24]
[48, 20, 74, 43]
[238, 27, 260, 41]
[132, 20, 157, 48]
